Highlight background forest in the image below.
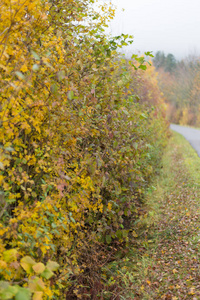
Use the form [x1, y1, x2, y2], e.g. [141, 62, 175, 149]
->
[153, 51, 200, 126]
[0, 1, 168, 299]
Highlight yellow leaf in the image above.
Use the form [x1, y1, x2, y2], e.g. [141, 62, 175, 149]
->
[0, 260, 7, 269]
[29, 277, 45, 292]
[20, 65, 28, 72]
[32, 262, 45, 274]
[146, 280, 151, 286]
[33, 291, 43, 300]
[3, 249, 18, 262]
[0, 64, 8, 71]
[0, 175, 4, 184]
[132, 231, 138, 237]
[107, 202, 112, 210]
[20, 256, 36, 274]
[188, 287, 195, 295]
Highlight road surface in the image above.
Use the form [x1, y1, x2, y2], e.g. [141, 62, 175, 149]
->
[170, 124, 200, 157]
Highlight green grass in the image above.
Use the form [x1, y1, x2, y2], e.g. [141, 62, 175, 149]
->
[123, 131, 200, 299]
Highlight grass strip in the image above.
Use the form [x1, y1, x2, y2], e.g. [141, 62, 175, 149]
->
[124, 131, 200, 299]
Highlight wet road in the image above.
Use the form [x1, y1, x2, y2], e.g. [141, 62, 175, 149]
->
[170, 124, 200, 157]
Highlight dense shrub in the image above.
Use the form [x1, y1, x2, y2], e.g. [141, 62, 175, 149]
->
[0, 0, 168, 298]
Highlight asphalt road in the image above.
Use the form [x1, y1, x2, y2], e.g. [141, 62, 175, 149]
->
[170, 124, 200, 157]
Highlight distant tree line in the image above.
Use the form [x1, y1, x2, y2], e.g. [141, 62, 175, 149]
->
[154, 51, 200, 126]
[153, 51, 177, 73]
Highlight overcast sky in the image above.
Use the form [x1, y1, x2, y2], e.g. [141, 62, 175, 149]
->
[107, 0, 200, 59]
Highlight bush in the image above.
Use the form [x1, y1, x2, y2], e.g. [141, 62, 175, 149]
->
[0, 0, 168, 298]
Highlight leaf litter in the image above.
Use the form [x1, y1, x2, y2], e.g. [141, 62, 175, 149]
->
[129, 132, 200, 299]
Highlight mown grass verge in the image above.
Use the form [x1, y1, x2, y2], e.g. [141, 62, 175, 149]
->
[123, 131, 200, 299]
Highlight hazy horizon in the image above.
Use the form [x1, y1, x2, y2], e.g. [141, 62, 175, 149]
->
[107, 0, 200, 60]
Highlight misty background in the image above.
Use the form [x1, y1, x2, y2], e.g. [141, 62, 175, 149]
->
[108, 0, 200, 59]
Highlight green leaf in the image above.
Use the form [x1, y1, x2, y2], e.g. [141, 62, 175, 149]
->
[15, 287, 31, 300]
[32, 64, 40, 72]
[131, 54, 138, 59]
[0, 281, 9, 291]
[0, 289, 14, 300]
[31, 51, 40, 60]
[69, 216, 76, 223]
[36, 231, 42, 238]
[0, 282, 19, 300]
[67, 91, 74, 100]
[137, 57, 145, 64]
[116, 230, 122, 239]
[6, 285, 19, 297]
[5, 147, 14, 152]
[15, 71, 25, 80]
[41, 268, 54, 279]
[46, 261, 59, 272]
[123, 109, 129, 115]
[139, 65, 147, 70]
[145, 51, 154, 57]
[133, 142, 138, 150]
[50, 84, 58, 95]
[51, 223, 57, 228]
[57, 70, 65, 81]
[7, 198, 16, 204]
[106, 235, 111, 244]
[122, 230, 128, 238]
[140, 113, 148, 119]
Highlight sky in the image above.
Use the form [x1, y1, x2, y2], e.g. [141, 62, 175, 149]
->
[107, 0, 200, 60]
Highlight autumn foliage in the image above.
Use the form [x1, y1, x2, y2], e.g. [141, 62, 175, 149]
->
[0, 1, 168, 299]
[154, 53, 200, 126]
